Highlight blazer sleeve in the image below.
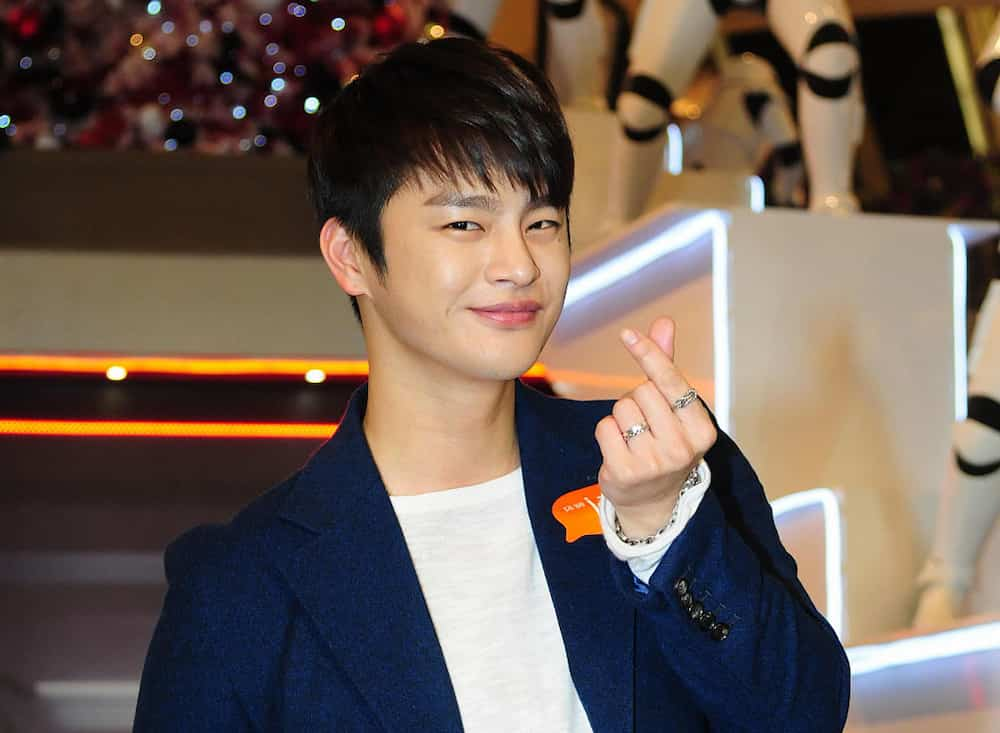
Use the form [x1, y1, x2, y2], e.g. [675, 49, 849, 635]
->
[606, 427, 851, 732]
[133, 526, 255, 732]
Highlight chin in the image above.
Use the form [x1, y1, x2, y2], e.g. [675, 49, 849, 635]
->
[447, 326, 547, 381]
[469, 352, 540, 383]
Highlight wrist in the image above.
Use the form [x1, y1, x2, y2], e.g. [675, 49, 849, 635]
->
[613, 466, 700, 543]
[614, 496, 678, 538]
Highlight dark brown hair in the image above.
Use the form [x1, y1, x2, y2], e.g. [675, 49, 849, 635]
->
[306, 36, 575, 326]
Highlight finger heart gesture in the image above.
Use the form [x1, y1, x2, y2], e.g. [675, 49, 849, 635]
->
[594, 316, 718, 538]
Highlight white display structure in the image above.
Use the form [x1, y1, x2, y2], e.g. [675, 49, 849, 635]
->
[564, 104, 760, 252]
[3, 199, 998, 644]
[542, 205, 999, 643]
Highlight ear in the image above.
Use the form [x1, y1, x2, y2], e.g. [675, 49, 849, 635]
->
[319, 217, 371, 298]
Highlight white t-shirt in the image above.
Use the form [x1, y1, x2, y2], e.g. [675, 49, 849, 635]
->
[388, 463, 709, 732]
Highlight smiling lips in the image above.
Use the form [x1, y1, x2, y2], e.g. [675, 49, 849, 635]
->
[470, 300, 541, 326]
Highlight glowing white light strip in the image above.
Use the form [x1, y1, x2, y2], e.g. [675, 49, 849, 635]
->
[748, 176, 765, 213]
[563, 210, 731, 432]
[0, 551, 162, 584]
[765, 489, 1000, 674]
[709, 215, 731, 433]
[564, 211, 724, 308]
[36, 681, 140, 699]
[770, 488, 844, 639]
[948, 225, 968, 421]
[848, 620, 1000, 676]
[666, 123, 683, 175]
[35, 681, 140, 731]
[36, 621, 1000, 711]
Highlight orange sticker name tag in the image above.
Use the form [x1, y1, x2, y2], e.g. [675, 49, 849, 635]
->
[552, 483, 603, 543]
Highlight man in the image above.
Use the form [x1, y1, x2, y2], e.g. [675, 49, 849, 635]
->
[134, 36, 850, 731]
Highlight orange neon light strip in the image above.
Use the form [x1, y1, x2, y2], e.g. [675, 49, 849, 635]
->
[0, 419, 339, 439]
[0, 354, 548, 379]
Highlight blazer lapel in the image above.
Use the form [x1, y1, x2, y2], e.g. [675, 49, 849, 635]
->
[515, 381, 635, 733]
[276, 383, 463, 732]
[274, 379, 633, 733]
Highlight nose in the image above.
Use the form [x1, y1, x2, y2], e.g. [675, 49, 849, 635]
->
[484, 223, 541, 287]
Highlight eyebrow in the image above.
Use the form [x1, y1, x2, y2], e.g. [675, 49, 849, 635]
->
[422, 191, 557, 214]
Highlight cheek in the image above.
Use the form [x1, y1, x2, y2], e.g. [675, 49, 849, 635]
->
[421, 249, 482, 306]
[387, 247, 477, 322]
[434, 257, 473, 293]
[542, 245, 571, 288]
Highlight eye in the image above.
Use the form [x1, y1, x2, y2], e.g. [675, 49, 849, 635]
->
[529, 220, 561, 231]
[444, 221, 482, 232]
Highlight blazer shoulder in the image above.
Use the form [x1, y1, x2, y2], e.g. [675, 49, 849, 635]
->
[163, 471, 302, 588]
[142, 476, 306, 728]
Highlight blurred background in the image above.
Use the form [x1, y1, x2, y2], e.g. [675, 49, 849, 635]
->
[2, 0, 1000, 730]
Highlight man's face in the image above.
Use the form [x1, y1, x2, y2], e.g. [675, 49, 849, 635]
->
[361, 168, 571, 384]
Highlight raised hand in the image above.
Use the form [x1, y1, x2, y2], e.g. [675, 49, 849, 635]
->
[594, 316, 718, 538]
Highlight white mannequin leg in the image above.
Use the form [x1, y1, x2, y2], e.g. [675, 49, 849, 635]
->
[768, 0, 863, 214]
[446, 0, 504, 38]
[603, 116, 671, 228]
[545, 0, 610, 107]
[914, 281, 1000, 627]
[758, 101, 805, 206]
[681, 52, 803, 206]
[603, 0, 718, 229]
[627, 0, 719, 94]
[446, 0, 608, 107]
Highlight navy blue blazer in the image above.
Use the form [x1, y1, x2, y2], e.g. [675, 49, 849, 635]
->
[134, 379, 850, 732]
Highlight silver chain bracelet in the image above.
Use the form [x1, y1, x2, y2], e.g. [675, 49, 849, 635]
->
[613, 466, 701, 546]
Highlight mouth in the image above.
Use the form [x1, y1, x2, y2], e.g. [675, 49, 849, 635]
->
[469, 301, 542, 326]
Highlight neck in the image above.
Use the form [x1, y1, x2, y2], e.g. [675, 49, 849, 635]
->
[362, 365, 521, 497]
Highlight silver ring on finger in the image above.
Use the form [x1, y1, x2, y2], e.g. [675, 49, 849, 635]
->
[672, 388, 698, 411]
[621, 421, 649, 445]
